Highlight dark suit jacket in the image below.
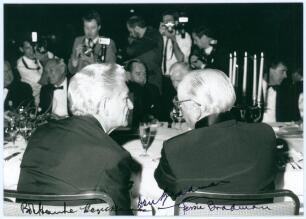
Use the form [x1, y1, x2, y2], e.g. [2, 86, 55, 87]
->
[17, 116, 136, 215]
[126, 27, 163, 93]
[68, 36, 117, 74]
[39, 81, 69, 115]
[127, 81, 161, 127]
[154, 112, 277, 202]
[4, 80, 34, 111]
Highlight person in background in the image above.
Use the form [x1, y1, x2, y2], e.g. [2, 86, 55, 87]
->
[4, 61, 34, 111]
[38, 58, 69, 118]
[126, 59, 161, 127]
[126, 15, 163, 93]
[191, 25, 227, 72]
[155, 69, 277, 201]
[17, 63, 137, 215]
[170, 62, 190, 90]
[68, 10, 117, 75]
[162, 62, 190, 123]
[159, 10, 192, 76]
[16, 34, 43, 107]
[262, 59, 288, 123]
[159, 10, 192, 123]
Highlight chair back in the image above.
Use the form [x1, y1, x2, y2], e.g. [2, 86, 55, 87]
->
[174, 189, 300, 216]
[4, 189, 115, 216]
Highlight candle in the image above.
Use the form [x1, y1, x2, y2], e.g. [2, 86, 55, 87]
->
[232, 51, 237, 86]
[242, 52, 248, 96]
[229, 53, 233, 82]
[252, 54, 257, 105]
[257, 52, 264, 105]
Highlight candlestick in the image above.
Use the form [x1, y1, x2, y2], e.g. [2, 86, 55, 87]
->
[232, 51, 237, 86]
[242, 52, 248, 97]
[252, 54, 257, 105]
[229, 53, 233, 83]
[257, 52, 264, 105]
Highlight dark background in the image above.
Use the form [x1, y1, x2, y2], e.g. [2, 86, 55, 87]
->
[4, 3, 303, 71]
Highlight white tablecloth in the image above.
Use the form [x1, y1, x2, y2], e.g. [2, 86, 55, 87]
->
[3, 122, 304, 216]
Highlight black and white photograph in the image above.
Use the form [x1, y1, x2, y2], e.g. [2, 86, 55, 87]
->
[2, 0, 304, 216]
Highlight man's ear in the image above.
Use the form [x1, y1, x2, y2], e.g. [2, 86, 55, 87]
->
[191, 101, 203, 121]
[19, 47, 24, 53]
[98, 25, 101, 32]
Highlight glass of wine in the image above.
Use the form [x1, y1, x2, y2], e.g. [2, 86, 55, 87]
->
[139, 122, 156, 157]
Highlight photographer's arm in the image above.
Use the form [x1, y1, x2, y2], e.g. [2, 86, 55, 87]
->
[126, 35, 156, 58]
[68, 38, 82, 75]
[171, 37, 184, 62]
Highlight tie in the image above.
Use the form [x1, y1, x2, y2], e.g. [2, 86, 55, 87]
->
[163, 38, 170, 74]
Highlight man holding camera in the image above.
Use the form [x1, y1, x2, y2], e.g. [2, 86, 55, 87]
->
[159, 11, 192, 122]
[159, 11, 192, 76]
[68, 10, 117, 75]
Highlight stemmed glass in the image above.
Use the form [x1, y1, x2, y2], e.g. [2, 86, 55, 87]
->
[139, 122, 157, 157]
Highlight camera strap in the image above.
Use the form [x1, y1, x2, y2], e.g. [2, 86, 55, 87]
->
[22, 57, 41, 71]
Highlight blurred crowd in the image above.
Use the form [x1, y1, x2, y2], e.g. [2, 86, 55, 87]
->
[4, 10, 303, 125]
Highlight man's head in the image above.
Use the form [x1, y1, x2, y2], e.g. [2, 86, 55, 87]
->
[126, 60, 147, 86]
[82, 10, 101, 39]
[268, 60, 288, 85]
[39, 59, 67, 86]
[68, 64, 133, 132]
[19, 35, 35, 59]
[161, 10, 178, 25]
[177, 69, 236, 128]
[126, 16, 147, 39]
[192, 25, 216, 50]
[169, 62, 190, 89]
[4, 61, 14, 88]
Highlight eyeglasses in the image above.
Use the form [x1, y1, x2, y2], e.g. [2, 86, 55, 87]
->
[173, 99, 201, 109]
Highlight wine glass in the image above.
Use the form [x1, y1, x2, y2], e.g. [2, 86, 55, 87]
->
[139, 123, 156, 157]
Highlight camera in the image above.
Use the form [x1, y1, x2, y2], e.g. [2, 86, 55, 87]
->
[164, 22, 176, 34]
[31, 32, 49, 54]
[177, 15, 188, 39]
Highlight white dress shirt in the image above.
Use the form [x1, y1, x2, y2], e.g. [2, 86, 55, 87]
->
[162, 32, 192, 75]
[17, 56, 43, 106]
[262, 80, 277, 123]
[52, 78, 68, 117]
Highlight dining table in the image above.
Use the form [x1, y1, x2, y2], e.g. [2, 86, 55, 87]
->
[3, 121, 304, 216]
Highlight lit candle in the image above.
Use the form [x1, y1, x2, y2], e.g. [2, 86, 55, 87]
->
[257, 52, 264, 105]
[232, 51, 237, 86]
[242, 52, 248, 96]
[252, 54, 257, 105]
[229, 53, 233, 82]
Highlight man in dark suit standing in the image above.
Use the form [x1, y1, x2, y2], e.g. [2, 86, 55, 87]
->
[126, 15, 164, 93]
[154, 69, 277, 201]
[68, 10, 116, 75]
[17, 64, 137, 215]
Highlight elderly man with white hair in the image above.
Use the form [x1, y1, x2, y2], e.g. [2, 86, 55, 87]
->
[155, 69, 277, 202]
[17, 63, 137, 215]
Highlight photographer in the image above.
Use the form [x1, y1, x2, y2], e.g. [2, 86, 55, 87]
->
[68, 10, 117, 75]
[159, 10, 191, 76]
[16, 34, 43, 107]
[191, 25, 227, 72]
[160, 10, 191, 122]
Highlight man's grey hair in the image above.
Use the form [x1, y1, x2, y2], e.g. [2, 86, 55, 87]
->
[68, 63, 127, 116]
[177, 69, 236, 114]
